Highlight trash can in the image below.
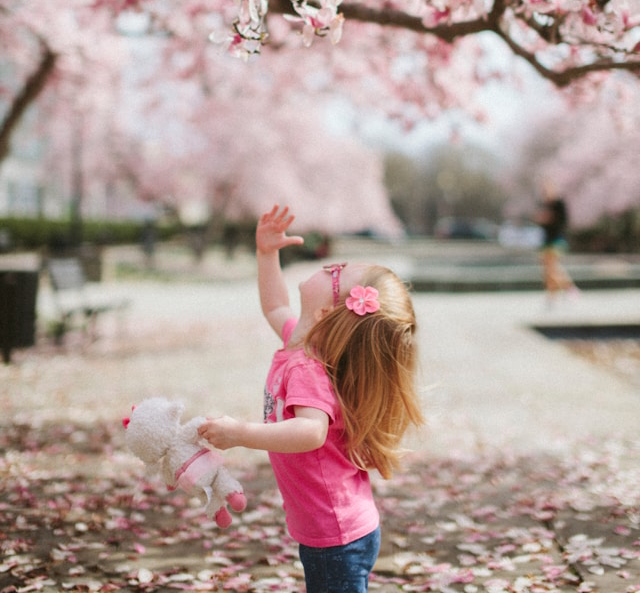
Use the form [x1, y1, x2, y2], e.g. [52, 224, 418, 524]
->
[0, 270, 39, 363]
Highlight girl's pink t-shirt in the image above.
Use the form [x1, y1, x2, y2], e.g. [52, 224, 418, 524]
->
[264, 318, 379, 548]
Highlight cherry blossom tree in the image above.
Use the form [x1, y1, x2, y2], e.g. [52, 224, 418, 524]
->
[112, 71, 404, 234]
[4, 0, 640, 158]
[1, 1, 404, 234]
[97, 0, 640, 86]
[101, 0, 640, 126]
[1, 0, 639, 233]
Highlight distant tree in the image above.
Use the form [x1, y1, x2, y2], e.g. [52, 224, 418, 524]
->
[384, 151, 424, 234]
[508, 75, 640, 230]
[384, 142, 507, 235]
[426, 143, 507, 227]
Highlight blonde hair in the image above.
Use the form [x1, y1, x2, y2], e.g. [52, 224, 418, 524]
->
[305, 265, 424, 479]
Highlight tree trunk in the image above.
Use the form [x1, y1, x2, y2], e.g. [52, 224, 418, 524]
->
[0, 44, 56, 165]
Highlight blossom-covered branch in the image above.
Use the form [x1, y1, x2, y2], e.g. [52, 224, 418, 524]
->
[89, 0, 640, 85]
[263, 0, 640, 87]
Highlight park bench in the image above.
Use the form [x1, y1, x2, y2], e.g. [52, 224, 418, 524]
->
[46, 257, 130, 342]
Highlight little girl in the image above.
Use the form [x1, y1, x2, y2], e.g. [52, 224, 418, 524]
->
[198, 205, 424, 592]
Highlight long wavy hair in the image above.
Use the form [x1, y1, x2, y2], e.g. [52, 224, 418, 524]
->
[305, 265, 424, 479]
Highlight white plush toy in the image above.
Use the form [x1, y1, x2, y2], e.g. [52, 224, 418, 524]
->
[123, 397, 246, 528]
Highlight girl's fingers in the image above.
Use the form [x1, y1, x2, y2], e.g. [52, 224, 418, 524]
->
[274, 207, 290, 225]
[260, 205, 279, 224]
[281, 216, 295, 232]
[258, 205, 298, 241]
[268, 205, 280, 221]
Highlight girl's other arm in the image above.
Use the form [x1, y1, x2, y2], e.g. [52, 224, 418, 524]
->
[198, 407, 328, 454]
[256, 205, 304, 337]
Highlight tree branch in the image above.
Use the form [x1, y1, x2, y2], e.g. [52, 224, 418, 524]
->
[268, 0, 640, 87]
[0, 42, 57, 165]
[492, 16, 640, 86]
[268, 0, 489, 40]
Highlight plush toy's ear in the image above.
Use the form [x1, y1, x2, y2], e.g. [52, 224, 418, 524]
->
[169, 401, 185, 421]
[122, 405, 137, 429]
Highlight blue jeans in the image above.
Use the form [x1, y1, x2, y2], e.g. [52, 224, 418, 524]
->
[299, 527, 381, 593]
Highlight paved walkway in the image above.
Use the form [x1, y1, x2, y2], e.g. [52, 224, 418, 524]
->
[2, 242, 639, 591]
[5, 244, 639, 458]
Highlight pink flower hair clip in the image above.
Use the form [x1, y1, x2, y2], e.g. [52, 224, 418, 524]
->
[345, 285, 380, 316]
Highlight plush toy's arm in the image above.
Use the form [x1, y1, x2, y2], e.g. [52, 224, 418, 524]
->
[180, 416, 208, 447]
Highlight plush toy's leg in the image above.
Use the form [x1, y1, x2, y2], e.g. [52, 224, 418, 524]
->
[214, 507, 233, 529]
[215, 467, 246, 513]
[227, 491, 247, 512]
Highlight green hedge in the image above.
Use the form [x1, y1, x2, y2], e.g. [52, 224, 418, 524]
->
[0, 217, 179, 251]
[0, 216, 333, 264]
[571, 208, 640, 253]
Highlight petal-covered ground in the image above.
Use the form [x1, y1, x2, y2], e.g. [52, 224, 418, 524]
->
[1, 420, 639, 593]
[2, 248, 639, 592]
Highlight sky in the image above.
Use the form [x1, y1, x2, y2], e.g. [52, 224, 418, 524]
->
[325, 32, 565, 165]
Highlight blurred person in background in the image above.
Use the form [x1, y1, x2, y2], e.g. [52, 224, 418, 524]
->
[535, 181, 579, 306]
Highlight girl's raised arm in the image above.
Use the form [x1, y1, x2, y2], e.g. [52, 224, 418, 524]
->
[256, 205, 304, 338]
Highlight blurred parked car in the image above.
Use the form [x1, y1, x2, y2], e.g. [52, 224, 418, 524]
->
[498, 221, 543, 249]
[434, 217, 498, 240]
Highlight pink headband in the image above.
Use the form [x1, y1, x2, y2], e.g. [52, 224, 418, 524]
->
[323, 263, 347, 307]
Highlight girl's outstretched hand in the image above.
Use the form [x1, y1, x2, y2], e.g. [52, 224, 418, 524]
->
[256, 205, 304, 255]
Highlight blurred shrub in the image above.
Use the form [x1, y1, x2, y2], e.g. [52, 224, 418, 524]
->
[0, 217, 333, 266]
[571, 208, 640, 253]
[0, 217, 180, 252]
